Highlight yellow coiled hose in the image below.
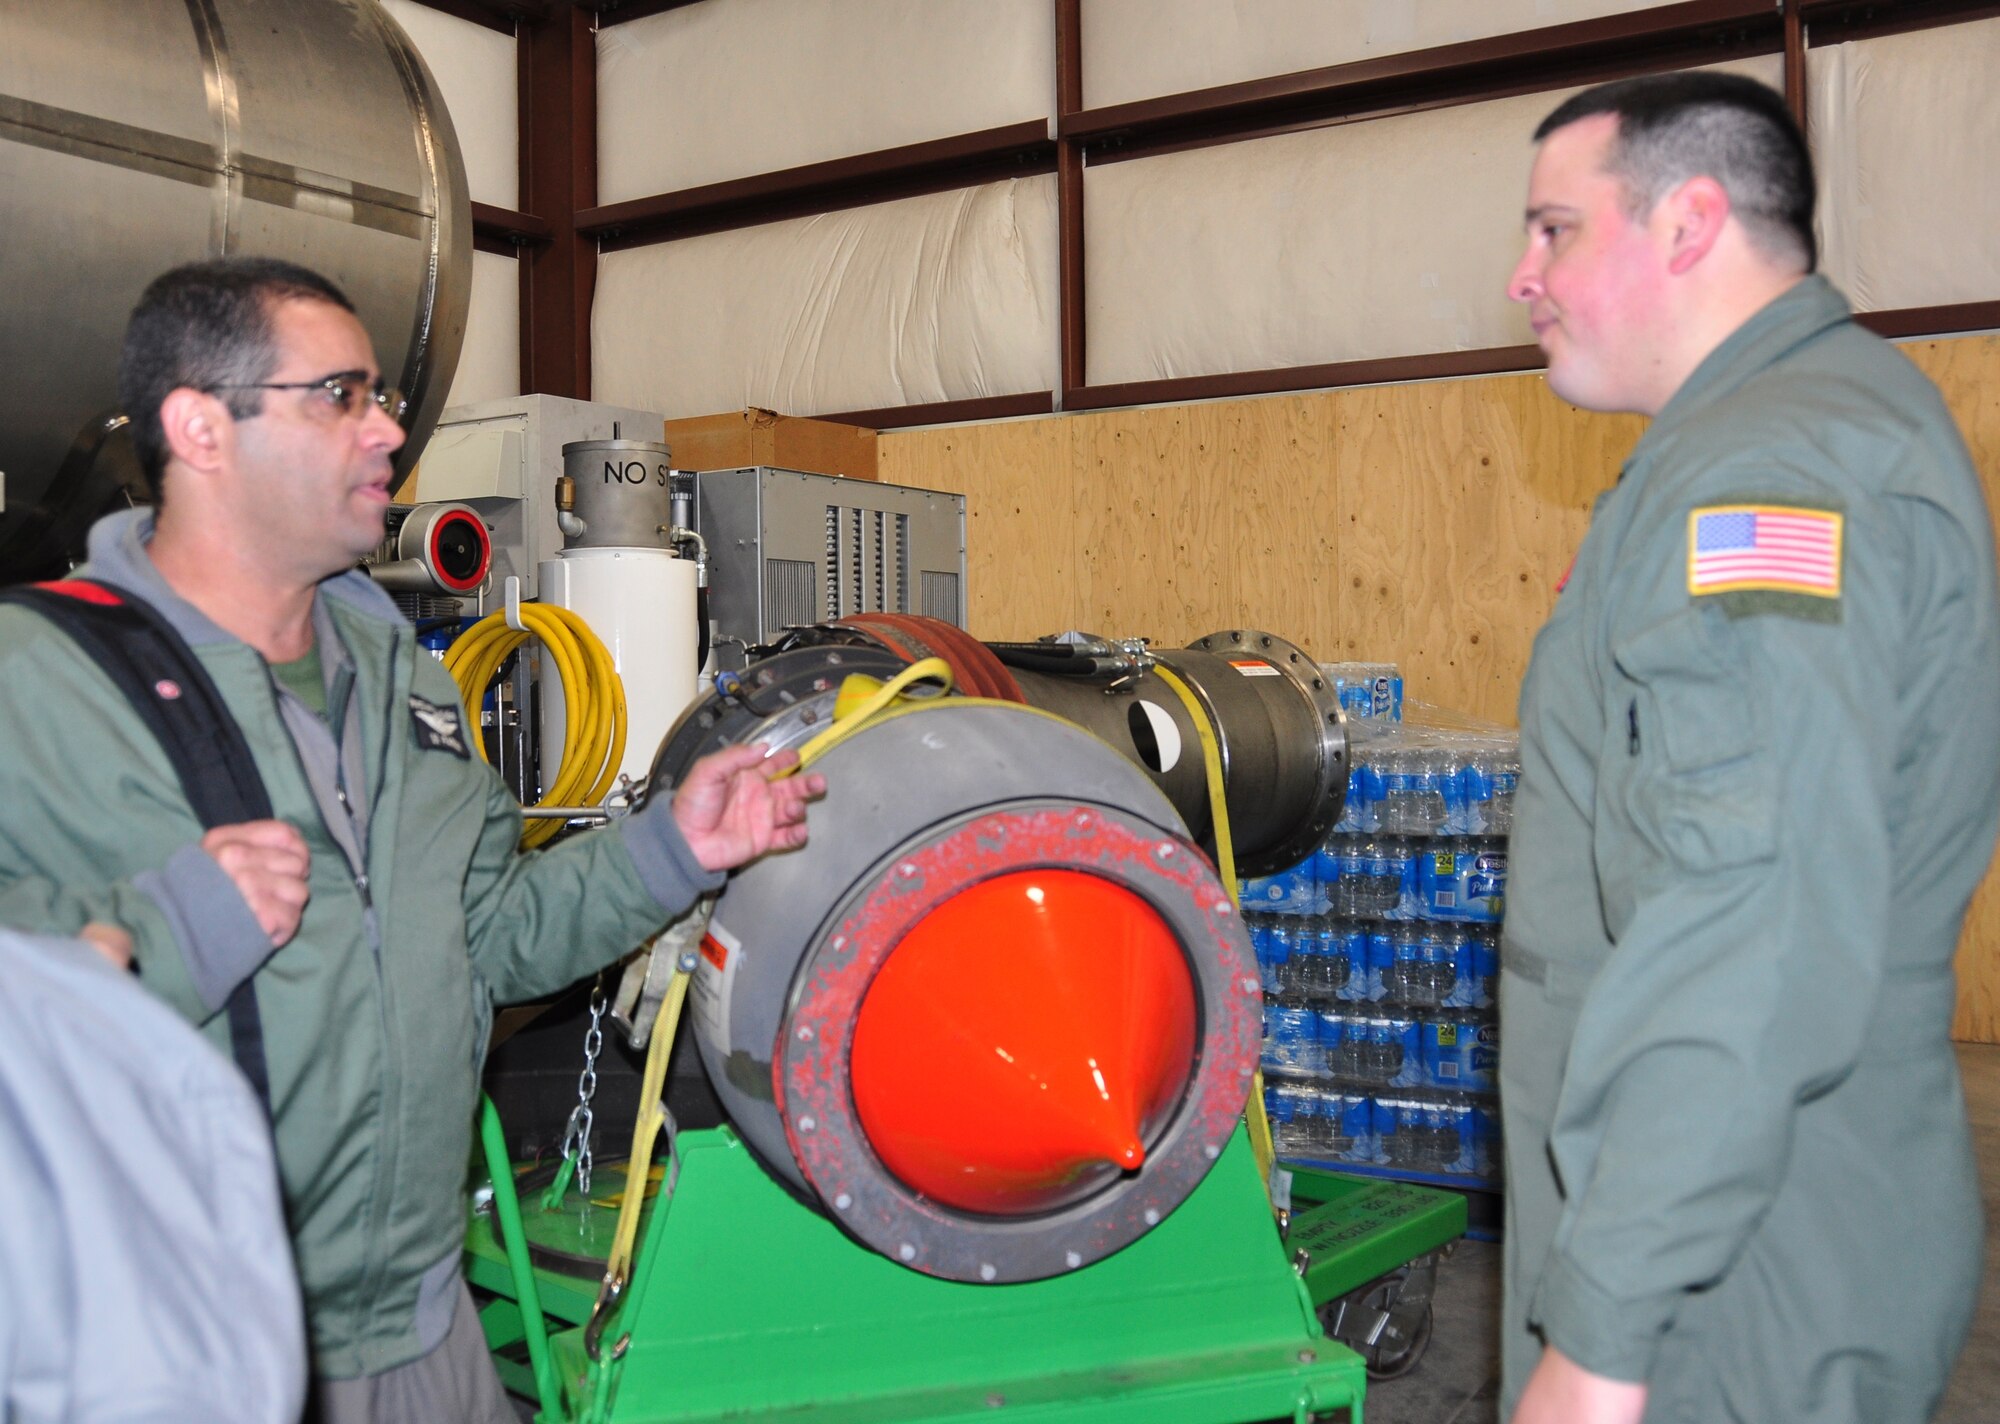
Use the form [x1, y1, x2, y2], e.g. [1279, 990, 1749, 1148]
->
[443, 605, 627, 849]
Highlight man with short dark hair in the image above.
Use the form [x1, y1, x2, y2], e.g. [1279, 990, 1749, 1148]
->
[0, 256, 825, 1422]
[1501, 72, 2000, 1423]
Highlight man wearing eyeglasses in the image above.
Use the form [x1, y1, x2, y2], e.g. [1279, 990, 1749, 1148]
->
[0, 257, 824, 1422]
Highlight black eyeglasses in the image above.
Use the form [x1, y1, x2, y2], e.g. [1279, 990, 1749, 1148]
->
[210, 369, 409, 424]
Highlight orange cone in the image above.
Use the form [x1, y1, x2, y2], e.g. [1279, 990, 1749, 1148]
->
[849, 869, 1199, 1215]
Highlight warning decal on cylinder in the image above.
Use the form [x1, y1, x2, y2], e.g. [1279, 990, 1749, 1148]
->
[691, 918, 743, 1047]
[1228, 659, 1280, 677]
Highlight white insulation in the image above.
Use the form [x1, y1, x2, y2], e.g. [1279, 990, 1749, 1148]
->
[378, 0, 518, 209]
[597, 0, 1054, 202]
[1084, 56, 1780, 387]
[444, 249, 522, 410]
[1809, 18, 2000, 314]
[1082, 0, 1670, 110]
[592, 177, 1059, 419]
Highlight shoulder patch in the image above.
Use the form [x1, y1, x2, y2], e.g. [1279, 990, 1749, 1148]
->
[408, 693, 470, 758]
[1687, 500, 1843, 622]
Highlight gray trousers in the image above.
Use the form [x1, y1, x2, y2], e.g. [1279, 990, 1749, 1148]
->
[311, 1283, 517, 1424]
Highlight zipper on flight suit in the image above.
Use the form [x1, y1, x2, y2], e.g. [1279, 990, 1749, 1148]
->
[1627, 699, 1641, 755]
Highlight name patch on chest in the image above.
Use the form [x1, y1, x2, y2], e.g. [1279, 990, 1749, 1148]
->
[1687, 501, 1843, 620]
[408, 694, 470, 758]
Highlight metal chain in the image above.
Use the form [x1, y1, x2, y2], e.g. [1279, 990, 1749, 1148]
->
[557, 973, 608, 1199]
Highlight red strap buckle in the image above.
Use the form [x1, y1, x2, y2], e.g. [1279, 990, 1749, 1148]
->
[31, 580, 124, 608]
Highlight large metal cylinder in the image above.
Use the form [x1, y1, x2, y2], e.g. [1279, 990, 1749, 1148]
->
[560, 439, 677, 551]
[799, 617, 1348, 877]
[648, 648, 1262, 1283]
[0, 0, 471, 580]
[1011, 631, 1347, 877]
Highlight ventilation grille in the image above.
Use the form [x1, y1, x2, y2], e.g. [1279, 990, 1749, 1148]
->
[920, 570, 962, 625]
[764, 558, 817, 634]
[822, 505, 914, 619]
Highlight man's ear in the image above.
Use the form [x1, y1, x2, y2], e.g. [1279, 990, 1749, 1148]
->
[1661, 174, 1730, 276]
[157, 387, 234, 477]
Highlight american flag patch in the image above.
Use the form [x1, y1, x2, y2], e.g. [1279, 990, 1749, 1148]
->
[1687, 503, 1843, 599]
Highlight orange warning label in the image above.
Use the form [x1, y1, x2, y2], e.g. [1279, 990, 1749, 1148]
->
[700, 933, 729, 971]
[1229, 659, 1280, 677]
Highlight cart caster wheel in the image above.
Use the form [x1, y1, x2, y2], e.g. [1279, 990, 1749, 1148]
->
[1319, 1252, 1442, 1382]
[1364, 1300, 1432, 1380]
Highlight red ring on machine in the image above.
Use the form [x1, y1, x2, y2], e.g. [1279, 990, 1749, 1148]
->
[774, 802, 1260, 1283]
[425, 507, 491, 594]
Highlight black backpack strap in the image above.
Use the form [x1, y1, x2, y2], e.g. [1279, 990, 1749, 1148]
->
[0, 577, 278, 1110]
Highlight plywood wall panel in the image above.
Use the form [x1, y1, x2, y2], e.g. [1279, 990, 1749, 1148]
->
[875, 416, 1080, 641]
[1335, 373, 1643, 722]
[1219, 394, 1343, 657]
[1904, 335, 2000, 1045]
[876, 332, 2000, 1040]
[1074, 405, 1238, 640]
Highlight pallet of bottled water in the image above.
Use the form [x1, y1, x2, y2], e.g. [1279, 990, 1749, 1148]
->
[1245, 713, 1517, 1187]
[1241, 718, 1519, 920]
[1322, 661, 1403, 724]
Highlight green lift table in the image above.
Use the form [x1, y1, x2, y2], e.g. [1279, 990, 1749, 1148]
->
[467, 1101, 1466, 1424]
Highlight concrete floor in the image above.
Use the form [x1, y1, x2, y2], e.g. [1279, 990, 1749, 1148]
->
[1365, 1042, 2000, 1423]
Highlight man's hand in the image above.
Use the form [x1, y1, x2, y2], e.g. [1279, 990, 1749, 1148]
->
[79, 921, 134, 971]
[1514, 1347, 1648, 1424]
[202, 820, 312, 948]
[672, 743, 826, 873]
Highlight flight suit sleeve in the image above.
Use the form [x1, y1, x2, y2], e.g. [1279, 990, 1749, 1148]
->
[0, 617, 269, 1025]
[1528, 453, 1909, 1380]
[457, 758, 724, 1005]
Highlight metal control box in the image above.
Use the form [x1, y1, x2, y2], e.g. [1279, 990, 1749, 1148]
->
[696, 467, 967, 648]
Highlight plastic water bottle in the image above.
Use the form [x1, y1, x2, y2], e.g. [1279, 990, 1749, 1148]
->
[1335, 921, 1370, 1002]
[1438, 926, 1474, 1008]
[1271, 1079, 1313, 1157]
[1320, 1007, 1357, 1080]
[1265, 920, 1297, 997]
[1366, 923, 1396, 1002]
[1380, 927, 1417, 1006]
[1288, 924, 1336, 1000]
[1411, 745, 1448, 835]
[1487, 750, 1521, 834]
[1442, 746, 1473, 835]
[1375, 1095, 1412, 1168]
[1471, 927, 1499, 1009]
[1352, 838, 1382, 917]
[1473, 1100, 1502, 1180]
[1313, 832, 1344, 915]
[1458, 749, 1493, 835]
[1376, 746, 1410, 834]
[1336, 835, 1368, 918]
[1468, 1017, 1501, 1094]
[1263, 1002, 1319, 1074]
[1330, 1089, 1374, 1163]
[1415, 927, 1450, 1007]
[1465, 837, 1508, 922]
[1313, 917, 1352, 1001]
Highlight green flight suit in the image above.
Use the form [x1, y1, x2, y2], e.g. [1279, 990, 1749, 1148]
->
[1500, 275, 2000, 1422]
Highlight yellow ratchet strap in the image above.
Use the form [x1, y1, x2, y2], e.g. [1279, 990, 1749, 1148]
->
[1150, 664, 1278, 1199]
[787, 657, 956, 774]
[590, 907, 705, 1357]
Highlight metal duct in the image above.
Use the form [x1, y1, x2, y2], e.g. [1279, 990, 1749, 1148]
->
[647, 647, 1262, 1283]
[0, 0, 471, 580]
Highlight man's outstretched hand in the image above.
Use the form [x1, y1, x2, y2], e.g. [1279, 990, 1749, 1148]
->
[671, 743, 827, 872]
